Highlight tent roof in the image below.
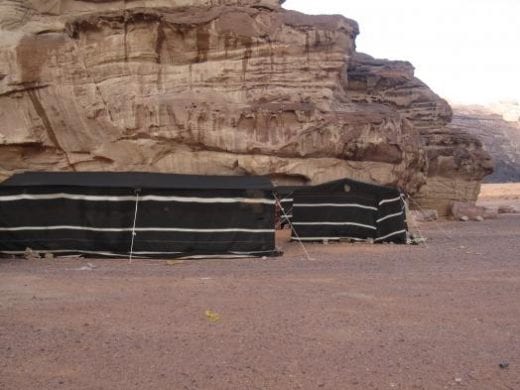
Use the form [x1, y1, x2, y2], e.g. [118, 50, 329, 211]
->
[0, 172, 273, 190]
[310, 178, 401, 194]
[273, 186, 303, 195]
[275, 178, 401, 195]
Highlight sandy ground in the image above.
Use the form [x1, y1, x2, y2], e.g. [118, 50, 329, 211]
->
[479, 183, 520, 199]
[478, 183, 520, 211]
[1, 211, 520, 389]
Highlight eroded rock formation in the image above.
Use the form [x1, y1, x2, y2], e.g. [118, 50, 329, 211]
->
[452, 104, 520, 183]
[0, 0, 492, 213]
[347, 53, 493, 214]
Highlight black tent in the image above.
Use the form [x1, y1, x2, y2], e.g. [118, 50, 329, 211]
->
[0, 172, 277, 259]
[275, 178, 407, 244]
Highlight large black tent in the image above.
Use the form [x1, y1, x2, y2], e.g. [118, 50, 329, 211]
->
[0, 172, 277, 258]
[276, 178, 407, 244]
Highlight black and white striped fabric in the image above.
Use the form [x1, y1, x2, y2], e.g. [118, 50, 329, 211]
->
[0, 172, 276, 259]
[275, 186, 298, 227]
[287, 179, 407, 244]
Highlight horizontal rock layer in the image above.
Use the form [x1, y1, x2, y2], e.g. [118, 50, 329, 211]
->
[452, 104, 520, 183]
[0, 0, 492, 213]
[347, 53, 493, 215]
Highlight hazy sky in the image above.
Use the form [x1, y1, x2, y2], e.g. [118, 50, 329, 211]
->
[284, 0, 520, 105]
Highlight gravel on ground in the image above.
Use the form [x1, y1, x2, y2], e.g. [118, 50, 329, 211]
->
[1, 215, 519, 389]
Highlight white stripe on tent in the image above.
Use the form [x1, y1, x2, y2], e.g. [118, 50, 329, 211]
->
[0, 250, 266, 258]
[0, 226, 274, 233]
[375, 229, 407, 242]
[134, 227, 275, 234]
[293, 203, 377, 211]
[292, 222, 376, 230]
[376, 211, 404, 223]
[0, 249, 129, 258]
[129, 251, 182, 255]
[378, 196, 401, 206]
[177, 254, 252, 259]
[230, 250, 274, 255]
[0, 193, 275, 205]
[290, 236, 368, 242]
[280, 198, 293, 203]
[124, 251, 266, 257]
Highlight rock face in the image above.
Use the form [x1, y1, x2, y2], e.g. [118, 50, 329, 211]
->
[347, 53, 493, 215]
[0, 0, 492, 213]
[452, 104, 520, 183]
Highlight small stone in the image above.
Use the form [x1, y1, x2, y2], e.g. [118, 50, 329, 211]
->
[451, 202, 497, 220]
[76, 266, 93, 271]
[454, 377, 462, 383]
[24, 247, 41, 260]
[459, 216, 469, 221]
[165, 260, 183, 266]
[499, 361, 510, 369]
[475, 216, 484, 221]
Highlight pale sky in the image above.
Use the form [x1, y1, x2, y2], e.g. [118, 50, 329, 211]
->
[284, 0, 520, 105]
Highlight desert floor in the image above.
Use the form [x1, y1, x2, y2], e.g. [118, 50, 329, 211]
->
[477, 182, 520, 211]
[1, 186, 519, 390]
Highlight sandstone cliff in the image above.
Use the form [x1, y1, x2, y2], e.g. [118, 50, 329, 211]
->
[452, 104, 520, 183]
[347, 53, 493, 214]
[0, 0, 492, 214]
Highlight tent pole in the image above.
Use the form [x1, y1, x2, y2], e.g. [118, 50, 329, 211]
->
[129, 189, 140, 263]
[274, 193, 314, 261]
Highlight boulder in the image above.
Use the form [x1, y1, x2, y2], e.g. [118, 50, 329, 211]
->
[451, 202, 498, 221]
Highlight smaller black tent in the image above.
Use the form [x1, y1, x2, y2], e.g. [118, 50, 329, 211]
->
[274, 186, 298, 227]
[0, 172, 277, 259]
[276, 178, 407, 244]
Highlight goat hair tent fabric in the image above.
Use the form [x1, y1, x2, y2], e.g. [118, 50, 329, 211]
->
[275, 186, 298, 227]
[276, 179, 407, 244]
[0, 172, 276, 259]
